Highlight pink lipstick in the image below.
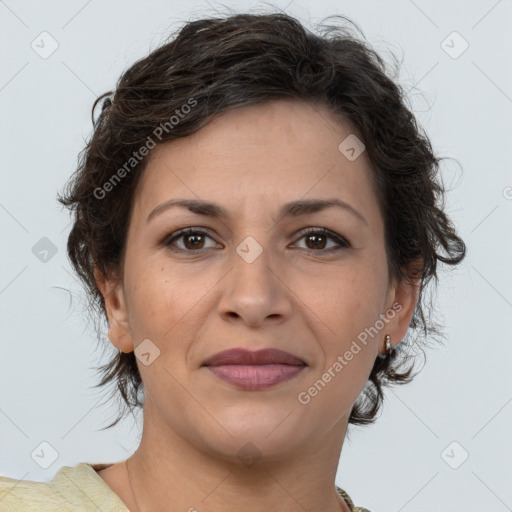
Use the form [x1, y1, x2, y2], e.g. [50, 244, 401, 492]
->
[202, 348, 306, 390]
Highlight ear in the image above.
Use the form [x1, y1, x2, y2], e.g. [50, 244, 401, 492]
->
[379, 258, 422, 356]
[94, 266, 134, 353]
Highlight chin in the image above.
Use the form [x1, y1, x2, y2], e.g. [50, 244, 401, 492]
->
[206, 430, 302, 467]
[196, 409, 311, 463]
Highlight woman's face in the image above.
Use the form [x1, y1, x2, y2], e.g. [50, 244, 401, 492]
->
[98, 99, 417, 462]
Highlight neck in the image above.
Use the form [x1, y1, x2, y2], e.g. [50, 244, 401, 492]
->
[122, 403, 352, 512]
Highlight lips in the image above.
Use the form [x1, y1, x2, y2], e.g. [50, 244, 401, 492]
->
[202, 348, 306, 367]
[202, 348, 306, 390]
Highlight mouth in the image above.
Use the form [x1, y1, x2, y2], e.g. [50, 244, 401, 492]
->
[202, 348, 307, 390]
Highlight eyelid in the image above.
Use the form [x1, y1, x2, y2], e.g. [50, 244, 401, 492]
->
[162, 226, 219, 247]
[292, 227, 350, 249]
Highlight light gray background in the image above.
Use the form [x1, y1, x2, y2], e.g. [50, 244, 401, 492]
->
[1, 1, 511, 511]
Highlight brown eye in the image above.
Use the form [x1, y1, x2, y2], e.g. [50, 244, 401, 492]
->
[305, 232, 327, 250]
[294, 228, 350, 253]
[181, 232, 206, 250]
[164, 228, 220, 252]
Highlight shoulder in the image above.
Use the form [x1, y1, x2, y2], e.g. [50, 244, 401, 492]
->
[0, 463, 129, 512]
[0, 472, 58, 512]
[337, 486, 373, 512]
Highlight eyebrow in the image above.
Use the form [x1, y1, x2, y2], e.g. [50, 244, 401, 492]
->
[146, 198, 368, 226]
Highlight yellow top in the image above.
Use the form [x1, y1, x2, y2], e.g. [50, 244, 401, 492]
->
[0, 462, 371, 511]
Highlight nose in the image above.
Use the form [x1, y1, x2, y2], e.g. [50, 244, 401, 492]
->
[217, 237, 293, 327]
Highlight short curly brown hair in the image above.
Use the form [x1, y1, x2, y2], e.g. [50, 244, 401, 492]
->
[57, 11, 466, 430]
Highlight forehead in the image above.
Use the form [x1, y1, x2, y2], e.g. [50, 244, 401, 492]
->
[132, 99, 381, 229]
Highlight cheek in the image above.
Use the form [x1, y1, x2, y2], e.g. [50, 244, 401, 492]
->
[123, 260, 179, 341]
[124, 260, 214, 368]
[296, 343, 375, 425]
[315, 263, 385, 332]
[305, 263, 385, 387]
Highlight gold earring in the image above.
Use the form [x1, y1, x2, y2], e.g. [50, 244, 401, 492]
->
[385, 334, 392, 354]
[377, 334, 393, 360]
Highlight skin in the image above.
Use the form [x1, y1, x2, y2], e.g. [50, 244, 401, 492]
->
[94, 99, 420, 512]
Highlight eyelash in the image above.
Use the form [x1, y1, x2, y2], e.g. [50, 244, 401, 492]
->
[162, 227, 350, 254]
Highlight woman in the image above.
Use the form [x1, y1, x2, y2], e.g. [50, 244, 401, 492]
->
[0, 11, 465, 512]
